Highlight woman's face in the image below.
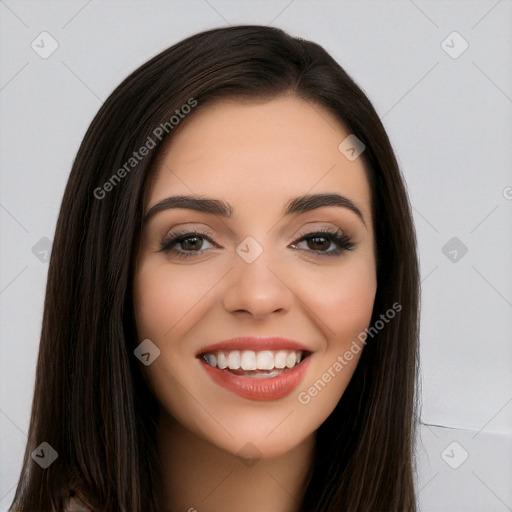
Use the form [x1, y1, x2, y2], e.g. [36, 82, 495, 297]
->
[133, 95, 377, 458]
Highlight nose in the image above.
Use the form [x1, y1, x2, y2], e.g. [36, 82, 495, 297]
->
[222, 248, 293, 320]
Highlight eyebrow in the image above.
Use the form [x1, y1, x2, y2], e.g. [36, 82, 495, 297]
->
[143, 193, 365, 225]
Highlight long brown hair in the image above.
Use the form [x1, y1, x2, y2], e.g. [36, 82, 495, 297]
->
[9, 25, 419, 512]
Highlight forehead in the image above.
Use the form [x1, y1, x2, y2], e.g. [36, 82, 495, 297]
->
[146, 95, 372, 216]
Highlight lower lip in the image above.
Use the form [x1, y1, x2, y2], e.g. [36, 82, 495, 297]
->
[199, 357, 311, 401]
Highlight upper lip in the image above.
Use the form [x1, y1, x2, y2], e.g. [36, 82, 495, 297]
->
[196, 337, 312, 356]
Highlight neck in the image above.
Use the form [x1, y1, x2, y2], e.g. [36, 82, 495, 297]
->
[156, 414, 315, 512]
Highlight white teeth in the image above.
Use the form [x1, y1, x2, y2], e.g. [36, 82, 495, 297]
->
[274, 350, 287, 369]
[202, 349, 305, 371]
[217, 351, 228, 369]
[256, 350, 274, 370]
[286, 352, 297, 368]
[240, 350, 257, 370]
[227, 350, 241, 369]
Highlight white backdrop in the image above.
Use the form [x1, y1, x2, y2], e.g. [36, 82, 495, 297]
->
[1, 1, 511, 510]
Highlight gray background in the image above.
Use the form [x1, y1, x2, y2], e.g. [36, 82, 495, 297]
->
[1, 0, 511, 510]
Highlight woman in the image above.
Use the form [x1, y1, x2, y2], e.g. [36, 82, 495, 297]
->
[9, 25, 420, 512]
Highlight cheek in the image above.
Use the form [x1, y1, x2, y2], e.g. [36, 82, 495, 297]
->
[132, 263, 205, 414]
[300, 256, 377, 343]
[305, 258, 376, 401]
[133, 262, 216, 340]
[329, 270, 376, 342]
[296, 263, 376, 418]
[134, 270, 175, 341]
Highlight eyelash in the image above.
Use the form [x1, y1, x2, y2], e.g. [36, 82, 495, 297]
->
[159, 228, 353, 259]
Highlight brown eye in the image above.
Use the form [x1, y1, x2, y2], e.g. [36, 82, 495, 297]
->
[180, 236, 204, 251]
[159, 231, 219, 258]
[290, 229, 353, 256]
[307, 236, 331, 251]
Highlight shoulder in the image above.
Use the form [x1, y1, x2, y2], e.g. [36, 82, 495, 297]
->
[63, 495, 93, 511]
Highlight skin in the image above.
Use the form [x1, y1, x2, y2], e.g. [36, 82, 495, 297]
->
[133, 95, 377, 512]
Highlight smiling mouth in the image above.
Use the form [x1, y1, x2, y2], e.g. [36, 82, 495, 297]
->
[199, 349, 310, 378]
[195, 335, 314, 399]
